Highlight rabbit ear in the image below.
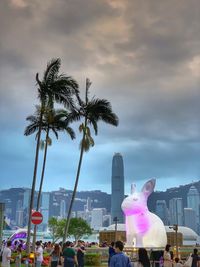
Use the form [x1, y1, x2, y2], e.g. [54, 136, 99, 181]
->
[141, 179, 156, 197]
[131, 183, 136, 194]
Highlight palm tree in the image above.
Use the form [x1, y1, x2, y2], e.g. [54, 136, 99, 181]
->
[25, 107, 76, 248]
[63, 79, 119, 243]
[26, 58, 79, 252]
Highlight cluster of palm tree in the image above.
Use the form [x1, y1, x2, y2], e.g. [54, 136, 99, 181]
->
[24, 58, 119, 252]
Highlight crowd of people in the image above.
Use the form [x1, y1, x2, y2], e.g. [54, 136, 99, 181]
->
[0, 239, 86, 267]
[1, 239, 200, 267]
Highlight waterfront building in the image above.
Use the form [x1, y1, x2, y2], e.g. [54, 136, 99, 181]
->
[39, 192, 50, 231]
[169, 198, 183, 225]
[60, 200, 66, 218]
[103, 214, 111, 227]
[187, 185, 200, 229]
[184, 208, 197, 232]
[84, 197, 92, 212]
[91, 208, 106, 230]
[155, 200, 169, 225]
[111, 153, 124, 223]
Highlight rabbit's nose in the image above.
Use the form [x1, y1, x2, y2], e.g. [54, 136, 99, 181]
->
[133, 198, 138, 201]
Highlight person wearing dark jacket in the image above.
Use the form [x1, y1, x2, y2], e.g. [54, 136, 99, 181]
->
[191, 248, 200, 267]
[110, 241, 132, 267]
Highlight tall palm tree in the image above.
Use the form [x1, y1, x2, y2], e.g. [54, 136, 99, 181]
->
[25, 107, 75, 248]
[26, 58, 79, 252]
[63, 79, 119, 243]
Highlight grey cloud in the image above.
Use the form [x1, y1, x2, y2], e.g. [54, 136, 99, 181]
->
[0, 0, 200, 191]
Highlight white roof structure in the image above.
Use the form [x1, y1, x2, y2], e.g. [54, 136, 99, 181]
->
[165, 225, 199, 245]
[101, 224, 200, 245]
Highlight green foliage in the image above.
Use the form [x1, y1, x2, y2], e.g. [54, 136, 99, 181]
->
[48, 217, 59, 242]
[68, 217, 92, 241]
[48, 217, 92, 242]
[85, 253, 101, 266]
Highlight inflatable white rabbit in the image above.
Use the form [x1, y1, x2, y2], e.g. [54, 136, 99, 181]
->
[121, 179, 167, 247]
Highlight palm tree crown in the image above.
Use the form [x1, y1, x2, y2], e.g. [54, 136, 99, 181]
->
[36, 58, 79, 109]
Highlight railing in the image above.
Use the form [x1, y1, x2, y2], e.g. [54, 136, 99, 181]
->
[84, 246, 195, 265]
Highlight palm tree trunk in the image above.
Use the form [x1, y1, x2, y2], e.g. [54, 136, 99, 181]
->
[63, 131, 86, 244]
[32, 127, 49, 251]
[63, 80, 90, 243]
[26, 111, 43, 253]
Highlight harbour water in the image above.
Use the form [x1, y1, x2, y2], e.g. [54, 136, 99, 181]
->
[3, 230, 99, 243]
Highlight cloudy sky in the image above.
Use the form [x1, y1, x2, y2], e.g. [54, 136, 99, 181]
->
[0, 0, 200, 194]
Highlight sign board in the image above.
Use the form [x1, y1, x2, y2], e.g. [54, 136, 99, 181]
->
[31, 211, 43, 225]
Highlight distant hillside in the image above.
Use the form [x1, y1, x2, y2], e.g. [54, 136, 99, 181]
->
[148, 180, 200, 211]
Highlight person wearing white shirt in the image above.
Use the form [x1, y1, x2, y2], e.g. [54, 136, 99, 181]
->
[35, 241, 43, 267]
[2, 241, 12, 267]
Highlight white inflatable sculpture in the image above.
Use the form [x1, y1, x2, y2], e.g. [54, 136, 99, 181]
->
[121, 179, 167, 247]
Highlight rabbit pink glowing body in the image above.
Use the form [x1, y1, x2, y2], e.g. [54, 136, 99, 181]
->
[121, 179, 167, 247]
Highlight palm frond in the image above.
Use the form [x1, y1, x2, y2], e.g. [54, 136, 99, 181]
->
[67, 110, 82, 124]
[44, 58, 61, 84]
[51, 128, 59, 139]
[65, 127, 76, 140]
[24, 123, 39, 136]
[88, 119, 98, 135]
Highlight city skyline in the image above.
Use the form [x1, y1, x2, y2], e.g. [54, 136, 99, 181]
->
[2, 180, 200, 232]
[0, 0, 200, 194]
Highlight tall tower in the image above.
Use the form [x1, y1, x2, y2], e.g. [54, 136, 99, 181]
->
[187, 185, 200, 228]
[111, 153, 124, 223]
[155, 200, 169, 225]
[169, 198, 183, 225]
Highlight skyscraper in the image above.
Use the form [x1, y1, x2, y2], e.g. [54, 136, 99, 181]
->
[169, 198, 183, 225]
[184, 208, 197, 232]
[111, 153, 124, 223]
[187, 186, 200, 225]
[155, 200, 169, 225]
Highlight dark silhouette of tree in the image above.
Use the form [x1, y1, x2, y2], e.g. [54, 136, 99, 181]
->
[63, 78, 119, 243]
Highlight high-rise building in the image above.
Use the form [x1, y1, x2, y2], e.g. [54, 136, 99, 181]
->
[84, 197, 92, 212]
[39, 192, 50, 231]
[169, 198, 183, 225]
[184, 208, 197, 232]
[16, 200, 23, 227]
[60, 200, 66, 218]
[187, 186, 200, 225]
[155, 200, 169, 225]
[91, 208, 106, 230]
[111, 153, 124, 224]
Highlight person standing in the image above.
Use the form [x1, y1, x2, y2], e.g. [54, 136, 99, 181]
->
[174, 257, 183, 267]
[110, 240, 132, 267]
[2, 240, 12, 267]
[50, 244, 61, 267]
[191, 248, 200, 267]
[35, 241, 44, 267]
[15, 244, 22, 267]
[135, 248, 150, 267]
[108, 242, 115, 266]
[163, 244, 173, 267]
[76, 240, 85, 267]
[62, 241, 78, 267]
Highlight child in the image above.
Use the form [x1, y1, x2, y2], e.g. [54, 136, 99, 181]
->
[174, 257, 183, 267]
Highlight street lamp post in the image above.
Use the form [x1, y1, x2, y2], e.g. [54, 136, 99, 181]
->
[113, 217, 119, 242]
[169, 224, 178, 258]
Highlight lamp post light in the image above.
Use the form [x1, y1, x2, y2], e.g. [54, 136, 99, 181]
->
[113, 217, 119, 242]
[0, 203, 5, 248]
[169, 224, 178, 258]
